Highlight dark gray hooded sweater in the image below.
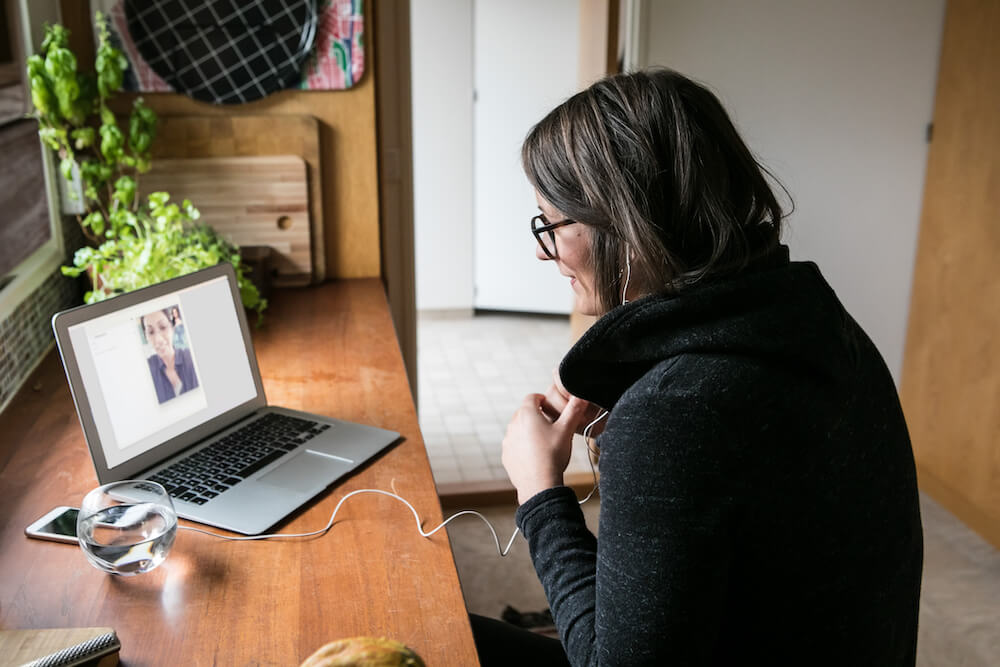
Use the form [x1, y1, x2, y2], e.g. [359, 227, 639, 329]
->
[515, 247, 923, 666]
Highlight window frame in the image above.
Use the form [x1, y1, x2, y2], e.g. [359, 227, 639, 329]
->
[0, 0, 67, 321]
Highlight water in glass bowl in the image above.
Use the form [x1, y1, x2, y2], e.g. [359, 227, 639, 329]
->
[78, 503, 177, 575]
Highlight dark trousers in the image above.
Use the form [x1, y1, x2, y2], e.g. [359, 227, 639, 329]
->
[470, 614, 571, 666]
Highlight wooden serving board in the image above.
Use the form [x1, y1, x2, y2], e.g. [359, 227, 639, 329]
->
[140, 156, 312, 286]
[150, 114, 325, 281]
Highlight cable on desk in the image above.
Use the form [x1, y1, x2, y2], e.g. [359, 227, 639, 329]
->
[180, 413, 604, 556]
[180, 487, 525, 556]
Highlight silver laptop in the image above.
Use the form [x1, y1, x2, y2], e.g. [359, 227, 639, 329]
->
[52, 263, 399, 535]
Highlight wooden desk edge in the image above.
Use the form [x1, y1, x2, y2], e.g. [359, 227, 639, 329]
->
[0, 279, 479, 666]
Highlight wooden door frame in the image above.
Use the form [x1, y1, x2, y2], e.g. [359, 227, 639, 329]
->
[373, 0, 624, 399]
[373, 0, 418, 402]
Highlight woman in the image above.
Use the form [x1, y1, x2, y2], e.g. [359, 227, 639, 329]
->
[142, 308, 199, 404]
[170, 306, 188, 349]
[484, 69, 923, 665]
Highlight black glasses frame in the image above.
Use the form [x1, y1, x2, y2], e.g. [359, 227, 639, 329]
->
[531, 215, 577, 259]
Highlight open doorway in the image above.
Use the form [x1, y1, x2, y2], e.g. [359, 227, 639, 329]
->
[412, 0, 599, 492]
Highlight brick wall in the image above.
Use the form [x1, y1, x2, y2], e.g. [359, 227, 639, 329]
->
[0, 215, 84, 410]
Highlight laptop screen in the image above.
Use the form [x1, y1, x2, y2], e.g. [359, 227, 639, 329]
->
[65, 274, 258, 470]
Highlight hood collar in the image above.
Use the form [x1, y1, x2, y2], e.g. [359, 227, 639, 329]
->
[559, 246, 854, 410]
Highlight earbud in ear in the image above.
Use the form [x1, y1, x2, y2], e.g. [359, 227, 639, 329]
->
[622, 246, 632, 305]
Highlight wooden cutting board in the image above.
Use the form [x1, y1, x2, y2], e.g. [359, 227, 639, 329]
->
[149, 114, 325, 282]
[139, 156, 312, 286]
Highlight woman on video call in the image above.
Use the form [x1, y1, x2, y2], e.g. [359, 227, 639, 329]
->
[142, 308, 198, 404]
[477, 69, 923, 666]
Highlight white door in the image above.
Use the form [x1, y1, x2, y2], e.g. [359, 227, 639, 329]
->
[472, 0, 580, 313]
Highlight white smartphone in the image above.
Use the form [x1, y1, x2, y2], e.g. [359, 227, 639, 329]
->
[24, 506, 80, 544]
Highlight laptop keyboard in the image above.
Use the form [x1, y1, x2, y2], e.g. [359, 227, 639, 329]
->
[147, 413, 332, 505]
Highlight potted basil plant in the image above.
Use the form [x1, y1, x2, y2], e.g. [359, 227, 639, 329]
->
[27, 14, 266, 319]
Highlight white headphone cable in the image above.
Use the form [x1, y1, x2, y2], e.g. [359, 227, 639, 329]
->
[622, 249, 632, 305]
[180, 418, 603, 556]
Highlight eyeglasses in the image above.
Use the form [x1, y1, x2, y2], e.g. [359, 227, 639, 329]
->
[531, 214, 577, 259]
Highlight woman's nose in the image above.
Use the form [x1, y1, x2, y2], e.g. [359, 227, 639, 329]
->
[536, 242, 552, 261]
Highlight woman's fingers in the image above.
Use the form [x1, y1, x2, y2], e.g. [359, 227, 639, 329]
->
[540, 367, 569, 416]
[539, 366, 606, 437]
[542, 385, 567, 418]
[556, 396, 591, 434]
[502, 393, 578, 504]
[552, 366, 571, 397]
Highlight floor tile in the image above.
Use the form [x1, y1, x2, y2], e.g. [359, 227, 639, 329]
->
[419, 311, 580, 485]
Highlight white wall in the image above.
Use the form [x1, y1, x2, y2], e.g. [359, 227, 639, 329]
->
[639, 0, 945, 382]
[411, 0, 475, 310]
[473, 0, 581, 314]
[412, 0, 581, 314]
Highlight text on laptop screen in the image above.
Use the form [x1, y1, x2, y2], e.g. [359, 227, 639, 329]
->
[67, 275, 257, 469]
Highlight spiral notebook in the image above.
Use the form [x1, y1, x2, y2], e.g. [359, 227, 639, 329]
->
[0, 627, 119, 667]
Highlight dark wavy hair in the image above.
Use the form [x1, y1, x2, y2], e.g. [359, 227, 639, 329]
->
[139, 307, 175, 340]
[522, 68, 788, 313]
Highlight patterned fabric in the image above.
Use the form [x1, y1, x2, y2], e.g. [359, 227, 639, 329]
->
[108, 1, 172, 92]
[104, 0, 365, 95]
[299, 0, 366, 90]
[124, 0, 317, 105]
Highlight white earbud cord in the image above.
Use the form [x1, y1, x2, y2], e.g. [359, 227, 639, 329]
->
[180, 413, 604, 556]
[622, 250, 632, 305]
[179, 250, 626, 552]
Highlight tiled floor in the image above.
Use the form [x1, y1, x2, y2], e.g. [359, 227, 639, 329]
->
[417, 311, 594, 485]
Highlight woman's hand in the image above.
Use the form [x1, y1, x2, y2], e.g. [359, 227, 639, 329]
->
[541, 367, 605, 438]
[502, 393, 590, 504]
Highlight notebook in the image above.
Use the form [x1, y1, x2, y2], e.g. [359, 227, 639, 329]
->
[52, 263, 399, 535]
[0, 627, 119, 667]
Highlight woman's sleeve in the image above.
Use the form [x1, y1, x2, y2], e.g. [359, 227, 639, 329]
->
[516, 386, 735, 666]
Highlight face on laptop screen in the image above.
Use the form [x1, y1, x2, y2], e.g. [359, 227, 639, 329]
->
[66, 275, 257, 469]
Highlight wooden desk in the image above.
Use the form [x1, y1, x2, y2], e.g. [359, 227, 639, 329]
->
[0, 280, 480, 666]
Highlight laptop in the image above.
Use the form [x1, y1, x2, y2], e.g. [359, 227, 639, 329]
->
[52, 263, 400, 535]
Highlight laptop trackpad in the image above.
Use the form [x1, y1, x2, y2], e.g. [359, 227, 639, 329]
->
[258, 451, 352, 491]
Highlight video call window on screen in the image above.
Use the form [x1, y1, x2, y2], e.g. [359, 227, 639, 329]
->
[139, 304, 200, 404]
[67, 276, 257, 469]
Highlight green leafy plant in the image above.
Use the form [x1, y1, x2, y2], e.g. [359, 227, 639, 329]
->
[27, 13, 266, 318]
